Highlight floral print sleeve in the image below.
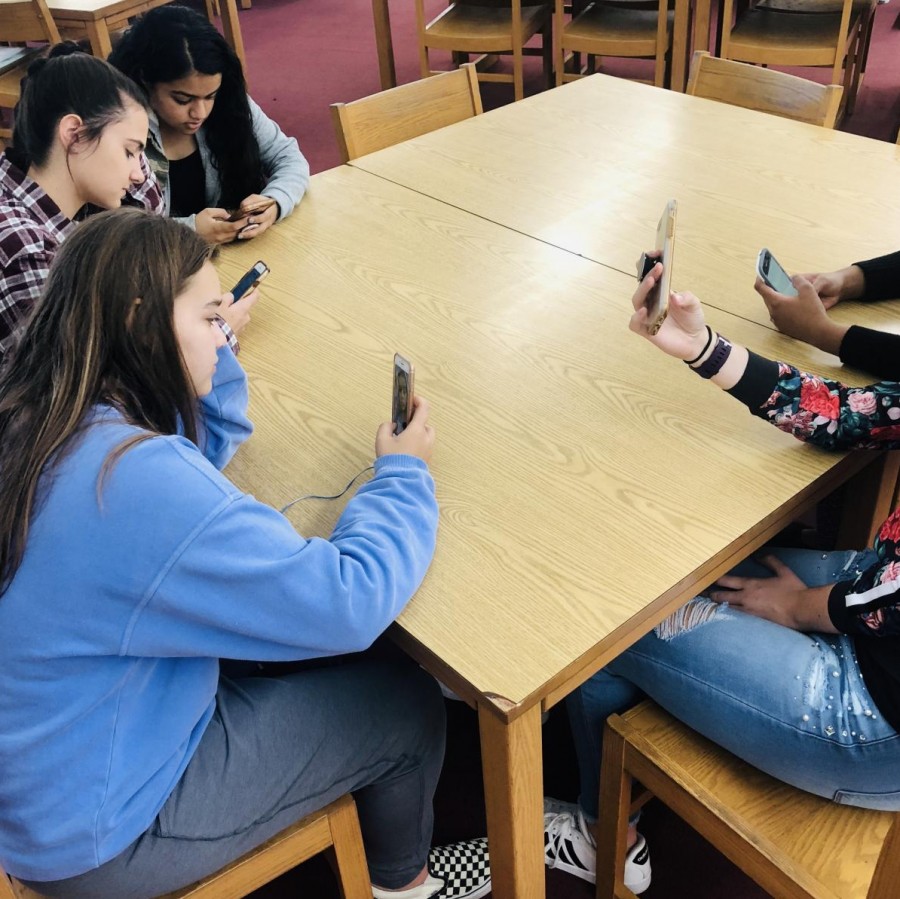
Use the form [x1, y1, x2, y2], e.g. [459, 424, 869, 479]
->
[756, 362, 900, 451]
[747, 361, 900, 636]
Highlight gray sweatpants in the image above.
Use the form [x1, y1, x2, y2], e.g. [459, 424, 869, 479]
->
[26, 656, 446, 898]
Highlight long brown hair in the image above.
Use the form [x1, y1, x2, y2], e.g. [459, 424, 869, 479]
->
[0, 208, 213, 593]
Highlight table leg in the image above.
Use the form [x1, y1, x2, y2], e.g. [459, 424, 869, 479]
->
[372, 0, 396, 90]
[669, 0, 692, 92]
[836, 451, 900, 550]
[219, 0, 248, 75]
[478, 702, 545, 899]
[84, 20, 113, 59]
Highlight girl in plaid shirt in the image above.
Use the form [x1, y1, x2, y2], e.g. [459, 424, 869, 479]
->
[0, 45, 163, 364]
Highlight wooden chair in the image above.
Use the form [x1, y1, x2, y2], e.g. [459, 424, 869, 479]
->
[718, 0, 867, 117]
[686, 50, 843, 127]
[331, 65, 483, 162]
[0, 0, 61, 143]
[554, 0, 674, 88]
[597, 701, 900, 899]
[0, 794, 372, 899]
[414, 0, 553, 101]
[751, 0, 877, 115]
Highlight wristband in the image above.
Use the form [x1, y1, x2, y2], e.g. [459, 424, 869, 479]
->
[691, 334, 733, 379]
[683, 326, 713, 366]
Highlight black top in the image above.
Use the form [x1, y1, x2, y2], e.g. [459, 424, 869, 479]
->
[168, 149, 206, 219]
[838, 251, 900, 379]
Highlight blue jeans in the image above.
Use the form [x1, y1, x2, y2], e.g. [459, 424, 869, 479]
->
[568, 547, 900, 820]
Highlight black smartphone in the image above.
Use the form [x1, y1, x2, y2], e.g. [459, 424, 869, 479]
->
[226, 198, 276, 222]
[230, 261, 270, 302]
[757, 248, 798, 297]
[392, 353, 415, 435]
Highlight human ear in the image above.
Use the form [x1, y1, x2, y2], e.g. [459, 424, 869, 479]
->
[58, 113, 85, 153]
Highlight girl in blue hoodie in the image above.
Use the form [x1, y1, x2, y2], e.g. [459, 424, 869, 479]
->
[0, 208, 490, 899]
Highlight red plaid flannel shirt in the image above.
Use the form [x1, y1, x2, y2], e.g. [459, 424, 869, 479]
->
[0, 151, 165, 363]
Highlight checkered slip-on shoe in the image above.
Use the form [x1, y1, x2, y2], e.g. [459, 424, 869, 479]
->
[427, 837, 491, 898]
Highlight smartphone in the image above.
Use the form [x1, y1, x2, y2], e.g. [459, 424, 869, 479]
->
[229, 260, 270, 301]
[391, 353, 415, 435]
[226, 198, 276, 222]
[757, 248, 798, 297]
[643, 199, 677, 336]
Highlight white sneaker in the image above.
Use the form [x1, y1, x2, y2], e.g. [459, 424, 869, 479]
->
[543, 800, 652, 894]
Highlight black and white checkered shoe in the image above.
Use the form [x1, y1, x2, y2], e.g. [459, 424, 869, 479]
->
[427, 837, 491, 898]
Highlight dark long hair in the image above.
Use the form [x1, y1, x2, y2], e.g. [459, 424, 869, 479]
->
[9, 42, 149, 171]
[0, 208, 213, 594]
[108, 5, 265, 209]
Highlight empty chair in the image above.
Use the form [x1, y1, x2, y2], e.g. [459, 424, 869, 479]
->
[597, 701, 900, 899]
[686, 50, 843, 127]
[554, 0, 674, 88]
[414, 0, 552, 102]
[0, 794, 372, 899]
[331, 65, 483, 162]
[718, 0, 866, 114]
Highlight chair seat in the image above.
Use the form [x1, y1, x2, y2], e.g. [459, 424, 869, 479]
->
[0, 60, 32, 108]
[729, 7, 859, 65]
[424, 2, 551, 51]
[565, 3, 673, 54]
[609, 702, 896, 898]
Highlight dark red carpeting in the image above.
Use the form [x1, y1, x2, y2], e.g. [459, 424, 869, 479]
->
[224, 3, 900, 896]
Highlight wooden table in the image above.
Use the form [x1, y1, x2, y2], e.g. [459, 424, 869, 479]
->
[349, 74, 900, 332]
[215, 163, 897, 899]
[46, 0, 246, 68]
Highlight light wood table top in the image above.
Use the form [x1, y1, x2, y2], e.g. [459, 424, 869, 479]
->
[349, 74, 900, 332]
[216, 165, 896, 898]
[46, 0, 246, 70]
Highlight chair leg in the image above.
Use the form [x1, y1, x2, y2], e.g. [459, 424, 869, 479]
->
[596, 720, 632, 899]
[328, 796, 371, 899]
[513, 44, 524, 100]
[541, 19, 553, 89]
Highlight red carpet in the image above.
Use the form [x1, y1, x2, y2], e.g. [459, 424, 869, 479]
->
[224, 3, 900, 896]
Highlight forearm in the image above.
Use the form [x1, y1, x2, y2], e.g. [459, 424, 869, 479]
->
[855, 253, 900, 302]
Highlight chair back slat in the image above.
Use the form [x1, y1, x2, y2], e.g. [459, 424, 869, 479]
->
[687, 50, 842, 127]
[331, 64, 482, 163]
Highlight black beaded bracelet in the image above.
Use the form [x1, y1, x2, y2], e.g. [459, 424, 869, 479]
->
[683, 325, 714, 366]
[691, 334, 733, 380]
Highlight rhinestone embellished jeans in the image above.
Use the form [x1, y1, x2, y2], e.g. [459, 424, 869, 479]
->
[568, 547, 900, 820]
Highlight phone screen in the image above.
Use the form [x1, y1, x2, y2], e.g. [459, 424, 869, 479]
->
[757, 249, 798, 297]
[644, 200, 677, 335]
[392, 354, 415, 435]
[230, 261, 270, 301]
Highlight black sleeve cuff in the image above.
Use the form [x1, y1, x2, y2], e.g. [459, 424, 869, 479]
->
[839, 325, 900, 381]
[854, 252, 900, 302]
[828, 580, 856, 634]
[725, 350, 780, 410]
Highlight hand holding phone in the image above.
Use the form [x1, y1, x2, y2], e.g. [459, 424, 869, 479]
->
[391, 353, 415, 435]
[756, 249, 798, 297]
[229, 260, 270, 302]
[642, 199, 677, 336]
[226, 198, 277, 223]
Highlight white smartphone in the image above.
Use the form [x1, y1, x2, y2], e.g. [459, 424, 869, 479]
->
[642, 199, 677, 336]
[391, 353, 415, 435]
[757, 248, 798, 297]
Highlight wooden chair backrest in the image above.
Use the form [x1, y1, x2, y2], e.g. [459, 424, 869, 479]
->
[686, 51, 842, 127]
[0, 0, 61, 44]
[331, 64, 482, 163]
[605, 702, 899, 898]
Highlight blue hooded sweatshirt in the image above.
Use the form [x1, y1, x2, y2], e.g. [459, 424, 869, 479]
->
[0, 346, 439, 880]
